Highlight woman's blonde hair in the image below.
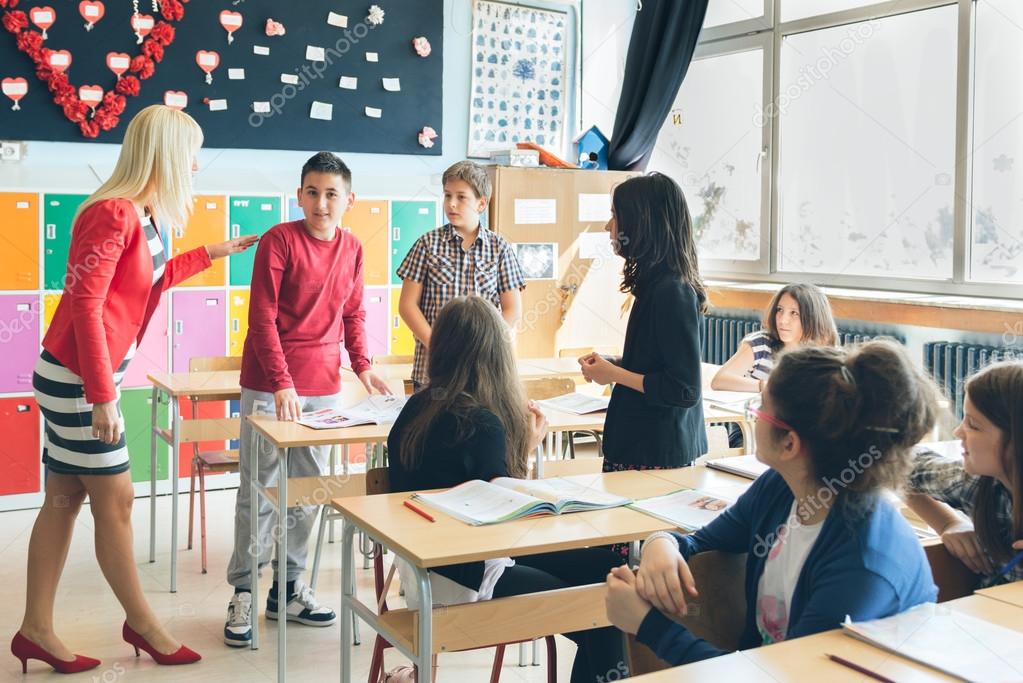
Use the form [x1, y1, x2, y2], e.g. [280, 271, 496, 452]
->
[75, 104, 203, 229]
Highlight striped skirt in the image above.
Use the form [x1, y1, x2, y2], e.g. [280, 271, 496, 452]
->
[32, 347, 134, 476]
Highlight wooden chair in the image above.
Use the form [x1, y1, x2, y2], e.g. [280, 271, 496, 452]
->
[697, 425, 743, 463]
[185, 356, 242, 574]
[373, 354, 413, 364]
[364, 467, 558, 683]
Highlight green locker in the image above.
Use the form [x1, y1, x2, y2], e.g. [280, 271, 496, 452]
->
[229, 196, 281, 286]
[43, 194, 88, 291]
[390, 201, 437, 285]
[121, 388, 169, 484]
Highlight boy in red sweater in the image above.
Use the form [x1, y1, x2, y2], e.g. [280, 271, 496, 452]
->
[224, 152, 389, 647]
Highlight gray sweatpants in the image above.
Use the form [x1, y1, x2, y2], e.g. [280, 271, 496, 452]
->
[226, 387, 341, 590]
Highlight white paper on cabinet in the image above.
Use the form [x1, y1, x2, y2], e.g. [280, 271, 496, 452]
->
[514, 199, 557, 225]
[578, 193, 612, 222]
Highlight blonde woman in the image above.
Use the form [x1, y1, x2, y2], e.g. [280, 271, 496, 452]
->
[11, 105, 256, 674]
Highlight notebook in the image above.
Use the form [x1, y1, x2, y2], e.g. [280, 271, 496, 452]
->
[538, 392, 610, 415]
[412, 477, 631, 526]
[702, 389, 757, 414]
[706, 454, 770, 480]
[841, 602, 1023, 682]
[298, 395, 406, 429]
[629, 489, 734, 531]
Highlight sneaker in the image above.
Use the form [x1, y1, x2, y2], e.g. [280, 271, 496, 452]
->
[265, 580, 337, 627]
[224, 591, 253, 647]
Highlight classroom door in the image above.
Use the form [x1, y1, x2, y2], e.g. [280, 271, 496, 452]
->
[344, 200, 390, 286]
[0, 295, 40, 393]
[0, 193, 39, 290]
[173, 196, 226, 287]
[121, 388, 168, 484]
[342, 286, 388, 368]
[122, 293, 169, 388]
[230, 196, 281, 286]
[228, 289, 250, 356]
[171, 291, 226, 372]
[389, 288, 414, 355]
[390, 201, 436, 285]
[0, 397, 41, 496]
[43, 194, 88, 291]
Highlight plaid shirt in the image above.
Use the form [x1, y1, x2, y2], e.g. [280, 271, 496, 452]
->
[908, 446, 1020, 586]
[396, 224, 526, 384]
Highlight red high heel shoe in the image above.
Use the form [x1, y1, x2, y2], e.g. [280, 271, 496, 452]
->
[10, 632, 101, 674]
[121, 623, 201, 665]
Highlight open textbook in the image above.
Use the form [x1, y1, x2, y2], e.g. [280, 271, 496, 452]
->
[629, 489, 734, 531]
[538, 392, 610, 415]
[298, 395, 407, 429]
[702, 389, 757, 414]
[841, 603, 1023, 682]
[412, 477, 631, 526]
[706, 454, 770, 480]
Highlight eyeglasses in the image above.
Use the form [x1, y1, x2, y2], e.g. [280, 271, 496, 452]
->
[744, 396, 796, 433]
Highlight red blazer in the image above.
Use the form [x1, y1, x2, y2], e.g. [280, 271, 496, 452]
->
[43, 198, 212, 404]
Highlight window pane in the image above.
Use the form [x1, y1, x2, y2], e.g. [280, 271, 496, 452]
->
[777, 7, 957, 279]
[648, 48, 764, 261]
[782, 0, 882, 22]
[971, 0, 1023, 284]
[705, 0, 763, 28]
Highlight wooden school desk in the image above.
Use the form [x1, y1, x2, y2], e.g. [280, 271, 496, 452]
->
[977, 580, 1023, 609]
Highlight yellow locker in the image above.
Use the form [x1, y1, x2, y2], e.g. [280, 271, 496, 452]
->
[173, 195, 226, 287]
[389, 288, 414, 355]
[0, 192, 40, 290]
[229, 289, 250, 356]
[43, 293, 60, 333]
[343, 200, 389, 286]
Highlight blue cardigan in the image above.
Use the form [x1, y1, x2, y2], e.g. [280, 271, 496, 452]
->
[636, 470, 938, 664]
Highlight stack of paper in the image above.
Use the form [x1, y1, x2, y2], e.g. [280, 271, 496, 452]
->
[298, 395, 406, 430]
[706, 454, 770, 480]
[702, 389, 757, 414]
[538, 392, 610, 415]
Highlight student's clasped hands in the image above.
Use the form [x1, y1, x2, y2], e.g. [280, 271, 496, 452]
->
[606, 535, 701, 634]
[578, 352, 617, 385]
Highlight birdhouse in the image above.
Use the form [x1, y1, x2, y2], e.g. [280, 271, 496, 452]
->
[573, 125, 609, 170]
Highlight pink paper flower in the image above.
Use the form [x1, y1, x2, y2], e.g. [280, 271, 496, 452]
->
[265, 18, 285, 37]
[418, 126, 437, 148]
[412, 36, 431, 58]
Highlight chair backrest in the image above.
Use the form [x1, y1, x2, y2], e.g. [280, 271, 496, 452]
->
[522, 376, 576, 401]
[558, 346, 618, 359]
[366, 466, 391, 495]
[703, 425, 742, 460]
[374, 354, 413, 365]
[188, 355, 242, 372]
[366, 466, 393, 611]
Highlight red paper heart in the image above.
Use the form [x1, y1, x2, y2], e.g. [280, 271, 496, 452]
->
[2, 76, 28, 109]
[78, 1, 104, 27]
[28, 6, 54, 30]
[2, 0, 188, 138]
[195, 50, 219, 73]
[78, 83, 102, 104]
[219, 10, 241, 32]
[163, 89, 186, 110]
[47, 49, 71, 71]
[105, 51, 130, 77]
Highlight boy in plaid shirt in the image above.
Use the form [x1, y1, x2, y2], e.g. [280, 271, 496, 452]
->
[397, 161, 526, 387]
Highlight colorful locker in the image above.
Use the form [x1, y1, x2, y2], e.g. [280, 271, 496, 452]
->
[43, 194, 88, 291]
[0, 295, 40, 393]
[389, 288, 414, 356]
[390, 201, 437, 285]
[171, 291, 226, 372]
[122, 293, 169, 388]
[229, 196, 281, 286]
[342, 286, 388, 368]
[0, 193, 40, 290]
[344, 200, 390, 286]
[42, 293, 60, 333]
[173, 195, 226, 287]
[228, 289, 250, 356]
[287, 197, 302, 221]
[0, 398, 41, 495]
[121, 388, 168, 484]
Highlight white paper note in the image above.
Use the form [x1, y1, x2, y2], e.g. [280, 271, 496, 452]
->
[205, 201, 217, 209]
[382, 77, 401, 92]
[578, 231, 614, 260]
[327, 11, 348, 27]
[228, 68, 245, 80]
[15, 201, 29, 209]
[338, 76, 358, 90]
[197, 52, 217, 67]
[306, 45, 326, 61]
[49, 52, 70, 67]
[253, 45, 270, 56]
[365, 52, 378, 62]
[514, 199, 557, 225]
[365, 106, 382, 118]
[252, 101, 270, 113]
[108, 56, 130, 70]
[578, 193, 612, 222]
[33, 10, 53, 23]
[310, 101, 333, 121]
[208, 99, 228, 112]
[83, 5, 100, 17]
[164, 91, 188, 109]
[281, 73, 299, 85]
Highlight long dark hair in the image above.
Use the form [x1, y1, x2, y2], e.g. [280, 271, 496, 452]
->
[966, 361, 1023, 564]
[612, 172, 707, 311]
[399, 296, 529, 478]
[763, 283, 838, 352]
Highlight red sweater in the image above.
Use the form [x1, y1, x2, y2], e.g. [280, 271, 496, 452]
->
[43, 198, 211, 404]
[240, 220, 371, 395]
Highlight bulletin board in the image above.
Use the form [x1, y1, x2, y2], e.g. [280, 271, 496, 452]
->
[0, 0, 443, 154]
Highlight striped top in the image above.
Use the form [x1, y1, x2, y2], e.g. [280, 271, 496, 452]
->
[743, 331, 776, 381]
[142, 215, 167, 286]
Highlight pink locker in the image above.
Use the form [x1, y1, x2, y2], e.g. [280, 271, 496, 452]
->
[341, 286, 388, 368]
[0, 295, 40, 393]
[171, 291, 226, 372]
[122, 294, 169, 388]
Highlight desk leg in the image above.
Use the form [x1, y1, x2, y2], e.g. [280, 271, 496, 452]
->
[278, 446, 289, 682]
[250, 427, 260, 651]
[339, 521, 356, 683]
[149, 386, 159, 564]
[414, 566, 434, 682]
[170, 398, 180, 594]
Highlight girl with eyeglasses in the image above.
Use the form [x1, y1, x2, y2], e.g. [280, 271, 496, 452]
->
[604, 341, 939, 665]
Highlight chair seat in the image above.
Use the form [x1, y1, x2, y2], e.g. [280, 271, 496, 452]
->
[196, 449, 240, 472]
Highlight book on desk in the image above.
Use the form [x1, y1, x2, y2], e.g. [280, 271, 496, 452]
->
[298, 395, 407, 429]
[538, 392, 610, 415]
[629, 489, 735, 531]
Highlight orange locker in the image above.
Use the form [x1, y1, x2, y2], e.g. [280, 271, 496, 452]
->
[343, 200, 390, 286]
[0, 192, 40, 290]
[43, 293, 60, 333]
[229, 289, 250, 356]
[389, 288, 414, 355]
[173, 195, 226, 287]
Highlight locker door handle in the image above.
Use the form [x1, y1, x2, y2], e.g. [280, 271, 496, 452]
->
[232, 225, 240, 238]
[175, 320, 183, 335]
[46, 224, 56, 239]
[45, 249, 53, 255]
[232, 319, 239, 332]
[392, 227, 400, 241]
[174, 227, 183, 238]
[16, 404, 31, 412]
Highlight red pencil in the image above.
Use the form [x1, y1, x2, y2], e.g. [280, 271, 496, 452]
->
[404, 499, 435, 523]
[826, 653, 897, 683]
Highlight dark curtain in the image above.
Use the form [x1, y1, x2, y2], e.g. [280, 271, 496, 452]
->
[607, 0, 709, 171]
